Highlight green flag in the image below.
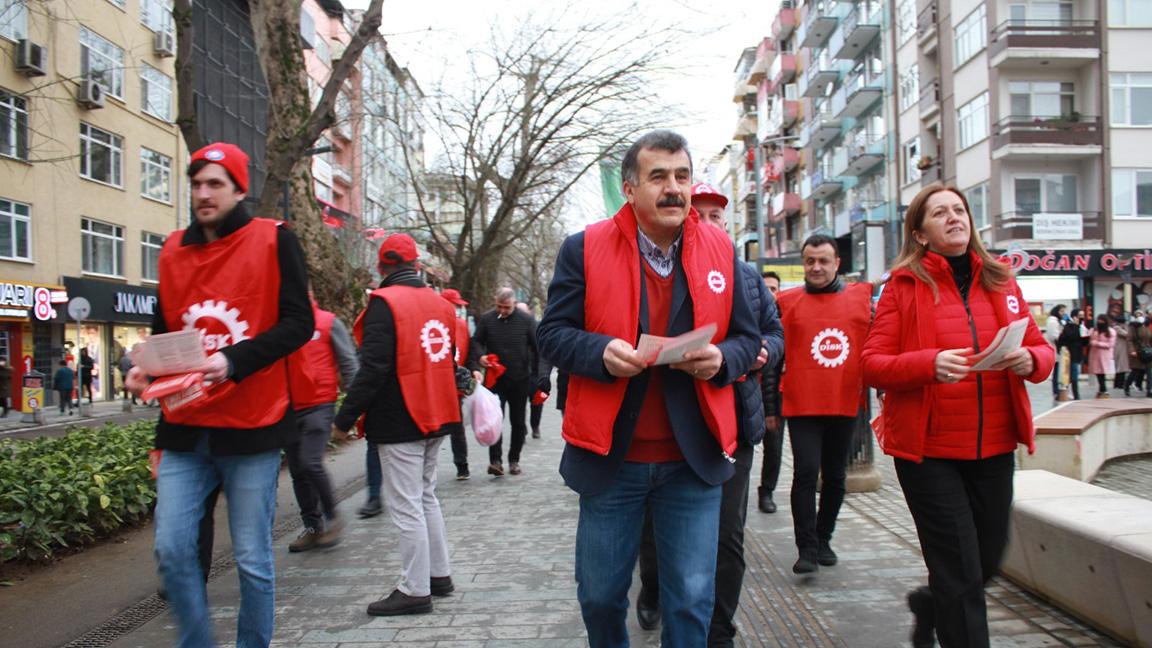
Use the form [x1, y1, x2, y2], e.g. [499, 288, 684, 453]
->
[600, 160, 626, 217]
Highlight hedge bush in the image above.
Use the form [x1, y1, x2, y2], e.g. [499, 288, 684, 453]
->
[0, 420, 157, 563]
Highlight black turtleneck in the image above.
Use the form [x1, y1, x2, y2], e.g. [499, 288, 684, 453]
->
[944, 252, 973, 302]
[805, 275, 843, 294]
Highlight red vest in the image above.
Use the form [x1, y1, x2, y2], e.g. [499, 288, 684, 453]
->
[778, 282, 872, 417]
[158, 218, 288, 428]
[454, 317, 470, 366]
[563, 203, 738, 457]
[353, 285, 461, 434]
[287, 306, 340, 410]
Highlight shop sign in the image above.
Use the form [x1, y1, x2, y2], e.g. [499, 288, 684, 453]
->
[1000, 249, 1152, 276]
[0, 282, 68, 321]
[62, 277, 158, 324]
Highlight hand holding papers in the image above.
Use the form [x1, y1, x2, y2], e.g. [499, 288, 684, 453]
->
[130, 330, 218, 413]
[968, 318, 1030, 371]
[637, 323, 717, 366]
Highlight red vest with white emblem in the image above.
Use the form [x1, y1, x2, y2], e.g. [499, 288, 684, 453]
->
[777, 282, 872, 417]
[286, 306, 339, 410]
[454, 317, 470, 366]
[157, 218, 288, 428]
[353, 285, 461, 434]
[563, 203, 738, 457]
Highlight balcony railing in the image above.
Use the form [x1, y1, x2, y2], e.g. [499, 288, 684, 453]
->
[917, 1, 938, 47]
[831, 2, 881, 60]
[988, 20, 1100, 60]
[991, 115, 1103, 150]
[773, 6, 797, 41]
[771, 192, 802, 222]
[919, 79, 940, 121]
[994, 210, 1103, 241]
[769, 52, 797, 89]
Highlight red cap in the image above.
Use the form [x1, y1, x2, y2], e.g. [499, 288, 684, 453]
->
[441, 288, 468, 306]
[190, 143, 250, 193]
[377, 233, 418, 265]
[691, 182, 728, 208]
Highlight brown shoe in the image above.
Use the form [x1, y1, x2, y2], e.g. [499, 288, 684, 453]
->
[430, 575, 455, 597]
[509, 462, 522, 475]
[315, 516, 345, 548]
[288, 528, 319, 553]
[487, 462, 504, 476]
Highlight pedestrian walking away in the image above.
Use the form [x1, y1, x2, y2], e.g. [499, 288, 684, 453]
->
[757, 270, 785, 515]
[537, 129, 761, 648]
[776, 233, 872, 575]
[634, 182, 783, 646]
[118, 350, 138, 405]
[1126, 310, 1152, 395]
[125, 142, 314, 648]
[333, 233, 461, 618]
[79, 348, 94, 403]
[1057, 309, 1088, 400]
[1087, 315, 1116, 398]
[862, 182, 1054, 648]
[472, 286, 539, 476]
[284, 296, 360, 552]
[441, 287, 481, 481]
[0, 357, 12, 417]
[53, 359, 74, 415]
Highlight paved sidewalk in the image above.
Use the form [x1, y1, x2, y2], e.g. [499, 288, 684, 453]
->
[98, 400, 1132, 648]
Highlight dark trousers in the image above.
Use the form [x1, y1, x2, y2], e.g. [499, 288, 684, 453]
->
[759, 421, 785, 494]
[637, 443, 754, 647]
[1126, 366, 1151, 393]
[788, 415, 855, 553]
[895, 452, 1014, 648]
[286, 404, 338, 530]
[1095, 374, 1108, 393]
[489, 376, 531, 464]
[530, 402, 543, 431]
[57, 389, 72, 413]
[450, 426, 469, 467]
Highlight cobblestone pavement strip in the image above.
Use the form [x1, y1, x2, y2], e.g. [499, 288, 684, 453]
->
[104, 384, 1143, 647]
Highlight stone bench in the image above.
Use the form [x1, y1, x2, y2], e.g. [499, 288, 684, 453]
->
[1003, 470, 1152, 646]
[1017, 399, 1152, 481]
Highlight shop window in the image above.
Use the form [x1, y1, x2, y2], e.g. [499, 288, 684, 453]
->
[80, 123, 123, 187]
[81, 217, 124, 277]
[0, 197, 30, 260]
[141, 231, 164, 281]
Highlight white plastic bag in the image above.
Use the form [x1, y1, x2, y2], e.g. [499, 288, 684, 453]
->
[467, 384, 503, 447]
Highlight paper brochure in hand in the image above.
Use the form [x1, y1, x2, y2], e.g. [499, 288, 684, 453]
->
[968, 317, 1030, 371]
[129, 330, 208, 377]
[141, 372, 210, 413]
[636, 323, 718, 366]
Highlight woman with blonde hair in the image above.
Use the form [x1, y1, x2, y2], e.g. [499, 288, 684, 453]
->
[861, 183, 1054, 648]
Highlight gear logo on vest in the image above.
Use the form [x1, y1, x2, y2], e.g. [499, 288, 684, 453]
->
[811, 328, 850, 368]
[707, 270, 726, 294]
[181, 300, 251, 351]
[420, 319, 452, 363]
[311, 329, 321, 341]
[1006, 295, 1020, 314]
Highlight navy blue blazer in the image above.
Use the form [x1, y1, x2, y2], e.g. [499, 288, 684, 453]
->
[734, 260, 784, 447]
[537, 231, 762, 496]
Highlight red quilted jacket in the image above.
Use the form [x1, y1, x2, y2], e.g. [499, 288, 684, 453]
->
[861, 252, 1054, 462]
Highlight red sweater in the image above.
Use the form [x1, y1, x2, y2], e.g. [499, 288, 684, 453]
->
[626, 264, 683, 462]
[861, 252, 1054, 461]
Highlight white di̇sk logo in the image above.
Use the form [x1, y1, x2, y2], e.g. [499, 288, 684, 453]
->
[420, 319, 452, 362]
[181, 300, 251, 351]
[811, 327, 851, 368]
[1006, 295, 1020, 314]
[707, 270, 727, 294]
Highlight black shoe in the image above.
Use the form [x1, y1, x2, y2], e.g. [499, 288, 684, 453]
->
[430, 576, 455, 597]
[1125, 388, 1132, 397]
[456, 464, 471, 480]
[531, 427, 540, 439]
[817, 541, 838, 566]
[757, 487, 777, 514]
[792, 552, 819, 574]
[636, 592, 660, 630]
[358, 497, 383, 518]
[367, 589, 433, 616]
[907, 587, 935, 648]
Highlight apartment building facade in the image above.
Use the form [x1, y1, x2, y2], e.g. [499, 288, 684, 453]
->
[1, 0, 184, 404]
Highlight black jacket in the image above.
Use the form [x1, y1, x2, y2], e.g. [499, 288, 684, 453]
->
[333, 270, 462, 444]
[734, 261, 784, 446]
[150, 204, 314, 456]
[1058, 321, 1087, 364]
[472, 308, 539, 383]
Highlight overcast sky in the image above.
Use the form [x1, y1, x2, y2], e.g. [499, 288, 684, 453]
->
[343, 0, 777, 224]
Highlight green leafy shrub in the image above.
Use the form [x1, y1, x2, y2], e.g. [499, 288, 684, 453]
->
[0, 420, 157, 563]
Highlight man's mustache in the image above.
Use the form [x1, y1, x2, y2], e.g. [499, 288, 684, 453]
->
[657, 196, 685, 208]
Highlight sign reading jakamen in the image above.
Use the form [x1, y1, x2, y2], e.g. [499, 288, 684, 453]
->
[999, 249, 1152, 276]
[1032, 213, 1082, 240]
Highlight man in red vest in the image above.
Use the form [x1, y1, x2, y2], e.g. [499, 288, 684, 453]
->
[776, 234, 872, 574]
[126, 142, 313, 648]
[333, 234, 461, 617]
[441, 288, 479, 479]
[284, 297, 359, 551]
[537, 130, 761, 646]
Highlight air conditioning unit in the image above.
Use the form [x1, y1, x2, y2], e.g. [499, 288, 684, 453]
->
[153, 31, 175, 58]
[77, 79, 106, 109]
[16, 40, 47, 77]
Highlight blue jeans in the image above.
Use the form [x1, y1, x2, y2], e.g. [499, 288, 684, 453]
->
[575, 461, 722, 648]
[154, 435, 281, 648]
[366, 440, 382, 501]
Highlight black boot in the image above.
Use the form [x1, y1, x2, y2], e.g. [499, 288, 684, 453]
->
[907, 587, 935, 648]
[757, 487, 777, 513]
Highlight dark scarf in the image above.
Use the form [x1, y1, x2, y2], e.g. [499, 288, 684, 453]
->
[805, 275, 843, 294]
[944, 252, 973, 302]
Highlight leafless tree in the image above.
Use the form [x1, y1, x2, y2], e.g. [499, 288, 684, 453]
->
[396, 10, 685, 307]
[174, 0, 383, 321]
